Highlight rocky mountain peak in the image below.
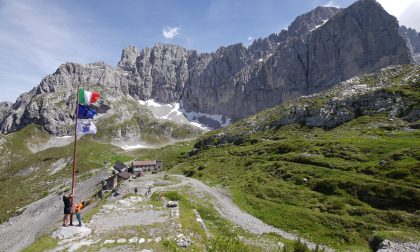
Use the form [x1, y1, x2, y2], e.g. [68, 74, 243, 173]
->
[117, 45, 140, 71]
[287, 6, 341, 36]
[248, 6, 341, 58]
[0, 0, 414, 135]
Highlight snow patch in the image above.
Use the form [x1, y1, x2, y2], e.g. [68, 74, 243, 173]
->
[310, 19, 329, 32]
[138, 99, 231, 130]
[120, 144, 148, 150]
[139, 99, 163, 107]
[181, 107, 231, 129]
[258, 53, 273, 62]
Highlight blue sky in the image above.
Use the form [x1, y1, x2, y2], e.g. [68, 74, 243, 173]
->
[0, 0, 419, 102]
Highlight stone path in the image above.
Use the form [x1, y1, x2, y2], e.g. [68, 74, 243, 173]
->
[9, 173, 334, 251]
[51, 175, 197, 251]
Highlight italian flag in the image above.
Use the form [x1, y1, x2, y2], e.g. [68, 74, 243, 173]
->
[79, 88, 100, 105]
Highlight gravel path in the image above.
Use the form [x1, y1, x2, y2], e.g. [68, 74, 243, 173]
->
[153, 175, 334, 252]
[0, 172, 332, 251]
[0, 170, 109, 252]
[90, 209, 168, 232]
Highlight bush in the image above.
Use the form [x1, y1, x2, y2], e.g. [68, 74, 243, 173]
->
[293, 239, 310, 252]
[162, 239, 181, 251]
[183, 169, 195, 177]
[207, 236, 252, 252]
[313, 179, 338, 195]
[164, 191, 182, 201]
[369, 234, 385, 251]
[385, 168, 411, 179]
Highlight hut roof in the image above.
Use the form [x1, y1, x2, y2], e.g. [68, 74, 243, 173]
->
[117, 170, 131, 180]
[133, 160, 157, 166]
[113, 160, 128, 172]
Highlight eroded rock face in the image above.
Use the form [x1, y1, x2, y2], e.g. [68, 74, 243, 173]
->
[0, 102, 12, 122]
[194, 65, 420, 149]
[0, 0, 413, 135]
[117, 45, 140, 71]
[249, 6, 342, 59]
[182, 0, 411, 119]
[399, 25, 420, 64]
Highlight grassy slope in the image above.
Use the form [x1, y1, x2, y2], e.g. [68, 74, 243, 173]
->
[0, 125, 133, 223]
[171, 115, 419, 250]
[140, 66, 420, 251]
[93, 97, 202, 145]
[3, 65, 419, 251]
[0, 96, 202, 223]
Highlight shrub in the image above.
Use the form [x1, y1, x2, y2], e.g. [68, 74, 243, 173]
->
[162, 239, 181, 251]
[293, 239, 310, 252]
[313, 179, 338, 195]
[207, 236, 252, 252]
[385, 168, 411, 179]
[369, 234, 385, 251]
[183, 170, 195, 177]
[164, 191, 182, 201]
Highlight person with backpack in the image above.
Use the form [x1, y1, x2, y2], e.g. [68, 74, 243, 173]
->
[74, 201, 86, 227]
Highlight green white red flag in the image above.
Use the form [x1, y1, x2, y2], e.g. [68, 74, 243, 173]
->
[78, 88, 100, 105]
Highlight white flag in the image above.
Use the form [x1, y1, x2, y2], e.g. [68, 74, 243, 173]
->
[76, 120, 97, 135]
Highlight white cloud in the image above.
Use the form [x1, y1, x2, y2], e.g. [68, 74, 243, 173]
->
[162, 26, 180, 39]
[247, 36, 253, 41]
[377, 0, 420, 31]
[323, 0, 339, 8]
[0, 0, 109, 102]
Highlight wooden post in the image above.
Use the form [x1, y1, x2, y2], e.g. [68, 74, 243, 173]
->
[70, 84, 80, 225]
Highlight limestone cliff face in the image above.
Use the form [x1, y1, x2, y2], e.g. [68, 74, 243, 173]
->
[0, 0, 414, 135]
[182, 0, 411, 119]
[194, 65, 420, 149]
[399, 26, 420, 64]
[0, 102, 12, 122]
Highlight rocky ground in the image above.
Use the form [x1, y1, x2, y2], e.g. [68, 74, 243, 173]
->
[3, 173, 419, 251]
[30, 173, 303, 251]
[0, 169, 109, 252]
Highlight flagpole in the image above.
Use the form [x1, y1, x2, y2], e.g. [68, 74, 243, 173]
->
[70, 84, 80, 225]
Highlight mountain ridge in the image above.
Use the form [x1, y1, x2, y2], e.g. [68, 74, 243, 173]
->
[0, 0, 417, 135]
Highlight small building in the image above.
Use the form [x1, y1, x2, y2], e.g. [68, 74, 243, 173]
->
[103, 175, 118, 191]
[117, 170, 131, 182]
[113, 160, 128, 173]
[132, 160, 163, 174]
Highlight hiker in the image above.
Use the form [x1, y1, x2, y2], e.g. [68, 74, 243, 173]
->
[74, 200, 86, 227]
[62, 195, 72, 226]
[134, 187, 138, 194]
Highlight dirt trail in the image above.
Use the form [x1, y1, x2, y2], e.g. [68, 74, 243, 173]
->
[0, 173, 333, 251]
[152, 175, 334, 252]
[0, 170, 108, 252]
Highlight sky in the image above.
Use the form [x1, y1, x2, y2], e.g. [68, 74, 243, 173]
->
[0, 0, 419, 102]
